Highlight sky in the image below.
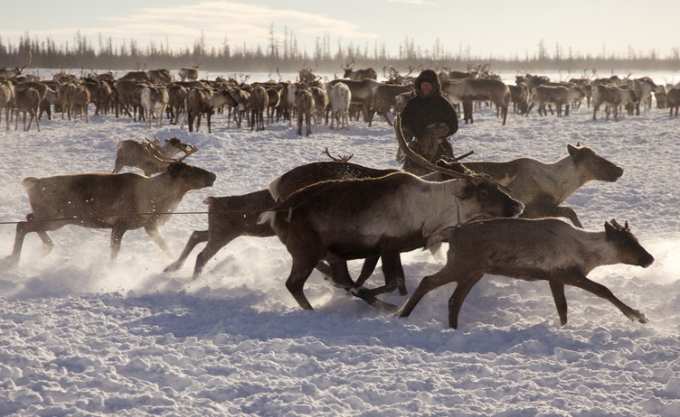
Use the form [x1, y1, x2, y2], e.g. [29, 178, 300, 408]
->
[1, 0, 678, 58]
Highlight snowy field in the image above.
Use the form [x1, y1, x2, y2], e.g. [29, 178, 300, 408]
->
[0, 92, 680, 416]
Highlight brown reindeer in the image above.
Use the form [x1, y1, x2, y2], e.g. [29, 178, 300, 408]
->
[310, 86, 329, 125]
[398, 218, 654, 328]
[113, 138, 197, 176]
[186, 88, 237, 133]
[248, 86, 269, 131]
[266, 87, 280, 124]
[13, 86, 41, 132]
[259, 166, 523, 310]
[343, 62, 378, 80]
[667, 87, 680, 117]
[2, 163, 216, 268]
[295, 87, 314, 136]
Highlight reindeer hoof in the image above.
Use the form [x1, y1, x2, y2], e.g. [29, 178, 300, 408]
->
[635, 311, 648, 324]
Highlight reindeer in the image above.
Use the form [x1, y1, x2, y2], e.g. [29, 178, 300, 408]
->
[120, 71, 151, 83]
[113, 138, 197, 176]
[528, 85, 585, 117]
[295, 87, 314, 136]
[592, 83, 636, 121]
[258, 161, 523, 310]
[343, 61, 378, 80]
[329, 82, 351, 129]
[248, 86, 269, 131]
[443, 78, 511, 125]
[167, 84, 188, 124]
[266, 87, 280, 124]
[372, 83, 414, 125]
[13, 86, 41, 132]
[0, 80, 15, 130]
[439, 144, 623, 228]
[655, 86, 667, 109]
[397, 219, 653, 328]
[178, 67, 199, 82]
[327, 79, 380, 126]
[2, 163, 216, 268]
[140, 84, 169, 128]
[186, 87, 238, 133]
[163, 155, 401, 281]
[113, 80, 145, 120]
[147, 69, 172, 84]
[667, 87, 680, 117]
[310, 86, 329, 125]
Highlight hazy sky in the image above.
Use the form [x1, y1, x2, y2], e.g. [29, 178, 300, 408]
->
[2, 0, 678, 57]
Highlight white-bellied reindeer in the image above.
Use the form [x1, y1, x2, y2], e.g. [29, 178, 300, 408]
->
[140, 84, 169, 128]
[0, 80, 15, 130]
[397, 218, 654, 328]
[329, 82, 351, 129]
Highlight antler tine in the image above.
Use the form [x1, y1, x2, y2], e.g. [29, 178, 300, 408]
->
[624, 221, 629, 231]
[610, 219, 623, 230]
[323, 147, 353, 162]
[394, 116, 474, 180]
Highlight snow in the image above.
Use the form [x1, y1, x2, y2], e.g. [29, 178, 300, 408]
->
[1, 79, 680, 416]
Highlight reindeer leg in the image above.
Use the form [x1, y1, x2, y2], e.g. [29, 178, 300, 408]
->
[560, 271, 647, 323]
[549, 281, 568, 325]
[164, 230, 209, 273]
[448, 272, 484, 329]
[193, 231, 239, 279]
[398, 264, 458, 318]
[37, 231, 54, 256]
[144, 224, 170, 256]
[2, 221, 32, 268]
[110, 224, 128, 261]
[354, 256, 380, 288]
[285, 256, 319, 310]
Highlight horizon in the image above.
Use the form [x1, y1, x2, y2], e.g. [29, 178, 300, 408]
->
[3, 0, 680, 59]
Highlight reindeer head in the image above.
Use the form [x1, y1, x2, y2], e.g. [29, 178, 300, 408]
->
[454, 176, 525, 222]
[604, 220, 654, 268]
[567, 144, 623, 182]
[166, 162, 216, 190]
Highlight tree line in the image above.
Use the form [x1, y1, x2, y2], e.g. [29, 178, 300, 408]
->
[1, 31, 679, 75]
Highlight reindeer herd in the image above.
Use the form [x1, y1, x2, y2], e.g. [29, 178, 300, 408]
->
[0, 63, 659, 329]
[1, 62, 678, 136]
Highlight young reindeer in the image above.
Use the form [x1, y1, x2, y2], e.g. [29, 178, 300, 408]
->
[398, 218, 654, 328]
[440, 143, 623, 228]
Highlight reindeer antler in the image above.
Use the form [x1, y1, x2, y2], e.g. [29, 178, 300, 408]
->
[323, 147, 353, 162]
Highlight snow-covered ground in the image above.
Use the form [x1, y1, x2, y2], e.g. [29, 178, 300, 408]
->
[0, 97, 679, 416]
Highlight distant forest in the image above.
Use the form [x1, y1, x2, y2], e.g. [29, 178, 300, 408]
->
[1, 31, 680, 75]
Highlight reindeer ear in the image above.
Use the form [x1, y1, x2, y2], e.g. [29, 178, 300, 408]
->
[604, 221, 615, 237]
[567, 144, 580, 158]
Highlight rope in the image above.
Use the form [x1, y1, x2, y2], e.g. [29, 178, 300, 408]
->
[0, 208, 281, 226]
